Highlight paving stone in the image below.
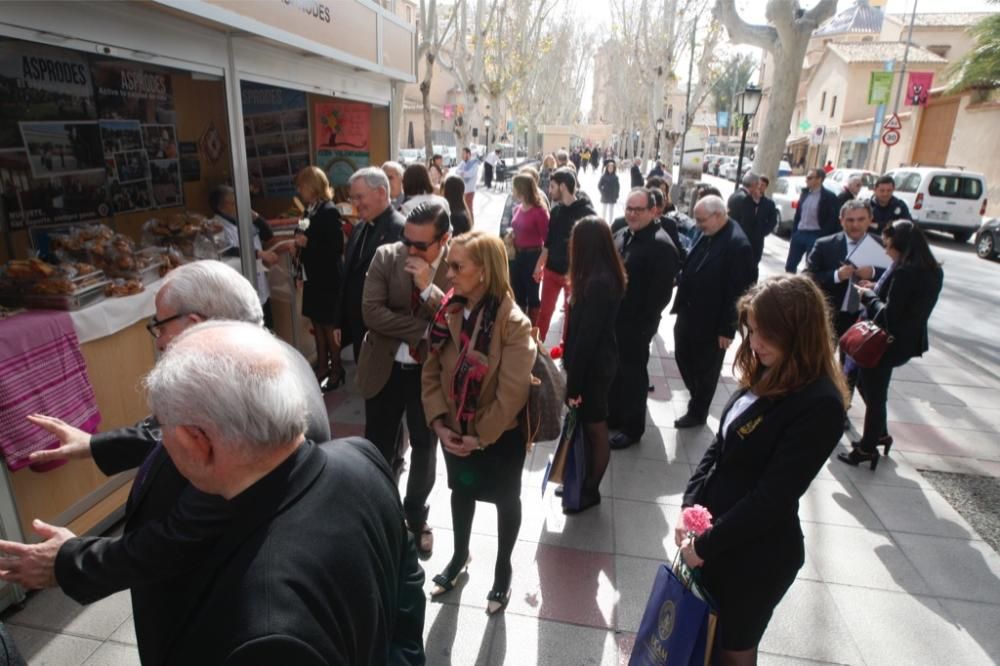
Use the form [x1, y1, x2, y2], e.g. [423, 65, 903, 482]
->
[758, 579, 865, 665]
[891, 531, 1000, 605]
[5, 588, 131, 641]
[854, 483, 979, 540]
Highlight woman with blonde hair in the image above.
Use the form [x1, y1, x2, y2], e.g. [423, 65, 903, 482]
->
[539, 154, 556, 196]
[422, 230, 537, 615]
[294, 165, 345, 389]
[509, 173, 549, 323]
[677, 275, 847, 666]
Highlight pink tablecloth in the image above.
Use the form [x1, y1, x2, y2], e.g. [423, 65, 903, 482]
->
[0, 310, 101, 471]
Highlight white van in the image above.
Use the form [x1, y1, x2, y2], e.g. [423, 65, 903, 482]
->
[885, 167, 988, 242]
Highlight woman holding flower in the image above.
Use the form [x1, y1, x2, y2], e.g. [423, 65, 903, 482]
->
[677, 275, 847, 665]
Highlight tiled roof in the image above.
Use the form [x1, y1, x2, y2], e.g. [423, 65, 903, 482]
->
[827, 41, 948, 65]
[885, 13, 994, 28]
[816, 0, 884, 36]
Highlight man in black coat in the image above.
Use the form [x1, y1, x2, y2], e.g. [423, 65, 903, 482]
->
[608, 188, 680, 449]
[836, 175, 863, 211]
[336, 167, 405, 361]
[784, 167, 839, 273]
[630, 158, 644, 188]
[868, 174, 911, 234]
[139, 322, 419, 665]
[672, 195, 755, 427]
[727, 171, 773, 281]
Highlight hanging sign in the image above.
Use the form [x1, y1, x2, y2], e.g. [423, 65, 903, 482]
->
[906, 72, 934, 107]
[867, 71, 893, 105]
[314, 99, 371, 186]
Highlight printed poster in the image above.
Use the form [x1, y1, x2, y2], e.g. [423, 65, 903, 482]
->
[867, 71, 893, 106]
[313, 99, 371, 187]
[92, 59, 176, 124]
[906, 72, 934, 107]
[18, 121, 104, 178]
[0, 150, 110, 229]
[241, 82, 308, 197]
[0, 41, 97, 149]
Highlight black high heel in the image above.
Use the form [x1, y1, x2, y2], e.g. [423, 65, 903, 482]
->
[851, 435, 893, 456]
[837, 447, 880, 471]
[430, 555, 471, 597]
[486, 588, 511, 615]
[322, 369, 346, 392]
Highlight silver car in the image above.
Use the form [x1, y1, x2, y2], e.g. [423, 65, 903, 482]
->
[771, 176, 809, 236]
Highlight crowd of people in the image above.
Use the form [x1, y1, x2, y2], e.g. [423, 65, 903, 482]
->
[0, 149, 944, 665]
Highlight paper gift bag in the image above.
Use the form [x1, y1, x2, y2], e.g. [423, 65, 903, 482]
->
[541, 408, 577, 494]
[628, 563, 713, 666]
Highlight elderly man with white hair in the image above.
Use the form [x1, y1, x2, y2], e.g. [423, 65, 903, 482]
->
[0, 262, 334, 661]
[670, 195, 755, 428]
[136, 321, 420, 664]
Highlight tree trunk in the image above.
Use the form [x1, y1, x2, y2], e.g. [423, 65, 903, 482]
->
[421, 51, 435, 162]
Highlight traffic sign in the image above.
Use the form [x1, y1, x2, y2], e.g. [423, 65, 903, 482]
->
[883, 113, 902, 130]
[881, 129, 900, 147]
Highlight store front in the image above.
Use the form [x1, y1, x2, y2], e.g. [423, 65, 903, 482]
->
[0, 0, 414, 611]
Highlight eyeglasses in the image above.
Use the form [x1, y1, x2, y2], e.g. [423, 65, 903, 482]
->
[146, 312, 194, 338]
[401, 235, 443, 251]
[625, 206, 649, 214]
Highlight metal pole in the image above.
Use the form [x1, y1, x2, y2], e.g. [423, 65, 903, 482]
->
[678, 13, 697, 190]
[735, 116, 749, 194]
[224, 34, 256, 287]
[881, 0, 919, 174]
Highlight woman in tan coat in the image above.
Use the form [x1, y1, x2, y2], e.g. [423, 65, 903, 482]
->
[422, 230, 536, 615]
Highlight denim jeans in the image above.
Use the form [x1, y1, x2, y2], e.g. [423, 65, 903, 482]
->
[785, 229, 822, 273]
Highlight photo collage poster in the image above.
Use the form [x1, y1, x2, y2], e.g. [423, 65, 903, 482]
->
[313, 99, 371, 186]
[241, 82, 308, 198]
[0, 38, 182, 229]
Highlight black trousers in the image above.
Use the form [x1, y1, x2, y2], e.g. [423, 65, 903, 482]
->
[674, 317, 726, 420]
[857, 362, 893, 450]
[364, 362, 438, 528]
[484, 162, 494, 188]
[607, 325, 653, 439]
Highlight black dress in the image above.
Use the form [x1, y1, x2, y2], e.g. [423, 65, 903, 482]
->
[683, 377, 844, 650]
[299, 201, 343, 324]
[563, 275, 621, 423]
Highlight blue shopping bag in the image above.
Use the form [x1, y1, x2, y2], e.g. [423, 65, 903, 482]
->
[628, 563, 713, 666]
[560, 413, 587, 512]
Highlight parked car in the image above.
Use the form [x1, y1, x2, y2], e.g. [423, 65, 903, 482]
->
[771, 175, 809, 236]
[717, 157, 738, 180]
[710, 156, 728, 176]
[703, 153, 719, 173]
[777, 160, 792, 177]
[886, 167, 988, 243]
[975, 218, 1000, 260]
[825, 168, 878, 200]
[398, 148, 423, 166]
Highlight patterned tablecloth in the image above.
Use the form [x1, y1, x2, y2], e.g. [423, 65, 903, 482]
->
[0, 310, 101, 471]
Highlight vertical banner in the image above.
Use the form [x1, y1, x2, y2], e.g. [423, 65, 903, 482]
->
[313, 99, 371, 187]
[867, 71, 893, 105]
[241, 82, 308, 197]
[906, 72, 934, 107]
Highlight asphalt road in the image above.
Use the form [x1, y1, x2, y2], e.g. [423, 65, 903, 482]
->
[697, 172, 1000, 388]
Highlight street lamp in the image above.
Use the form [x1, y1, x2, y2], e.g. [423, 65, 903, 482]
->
[733, 85, 762, 193]
[654, 117, 664, 160]
[483, 115, 492, 151]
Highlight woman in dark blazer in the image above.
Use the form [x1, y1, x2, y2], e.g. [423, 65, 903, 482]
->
[839, 220, 943, 470]
[677, 275, 848, 664]
[294, 166, 345, 388]
[563, 217, 626, 513]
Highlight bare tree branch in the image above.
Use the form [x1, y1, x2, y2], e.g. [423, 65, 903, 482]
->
[714, 0, 777, 51]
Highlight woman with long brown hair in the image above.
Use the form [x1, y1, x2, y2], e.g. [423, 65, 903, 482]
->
[676, 275, 847, 666]
[442, 174, 471, 234]
[509, 173, 549, 324]
[422, 230, 536, 614]
[562, 216, 626, 513]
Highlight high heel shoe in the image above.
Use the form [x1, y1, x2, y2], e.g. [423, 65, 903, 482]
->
[851, 435, 893, 456]
[486, 588, 511, 615]
[837, 447, 880, 471]
[430, 555, 471, 598]
[322, 369, 346, 392]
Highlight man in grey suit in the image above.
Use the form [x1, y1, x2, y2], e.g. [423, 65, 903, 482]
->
[359, 202, 451, 555]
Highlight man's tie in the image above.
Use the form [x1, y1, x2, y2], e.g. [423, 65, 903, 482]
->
[843, 241, 861, 312]
[622, 230, 633, 253]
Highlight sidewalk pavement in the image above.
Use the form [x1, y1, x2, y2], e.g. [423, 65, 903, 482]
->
[3, 180, 999, 665]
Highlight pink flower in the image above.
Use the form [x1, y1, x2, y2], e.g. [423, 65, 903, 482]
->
[682, 505, 713, 535]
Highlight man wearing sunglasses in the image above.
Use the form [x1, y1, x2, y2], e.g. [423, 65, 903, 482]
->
[358, 203, 451, 557]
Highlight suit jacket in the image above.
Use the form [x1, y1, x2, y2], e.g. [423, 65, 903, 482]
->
[422, 294, 536, 445]
[357, 242, 450, 399]
[683, 376, 845, 563]
[862, 263, 943, 367]
[671, 220, 755, 339]
[613, 221, 679, 344]
[336, 205, 405, 346]
[563, 275, 622, 398]
[792, 186, 839, 236]
[630, 165, 643, 188]
[153, 439, 422, 666]
[835, 188, 855, 212]
[805, 231, 886, 334]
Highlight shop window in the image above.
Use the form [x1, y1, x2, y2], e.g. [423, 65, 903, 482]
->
[830, 96, 837, 118]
